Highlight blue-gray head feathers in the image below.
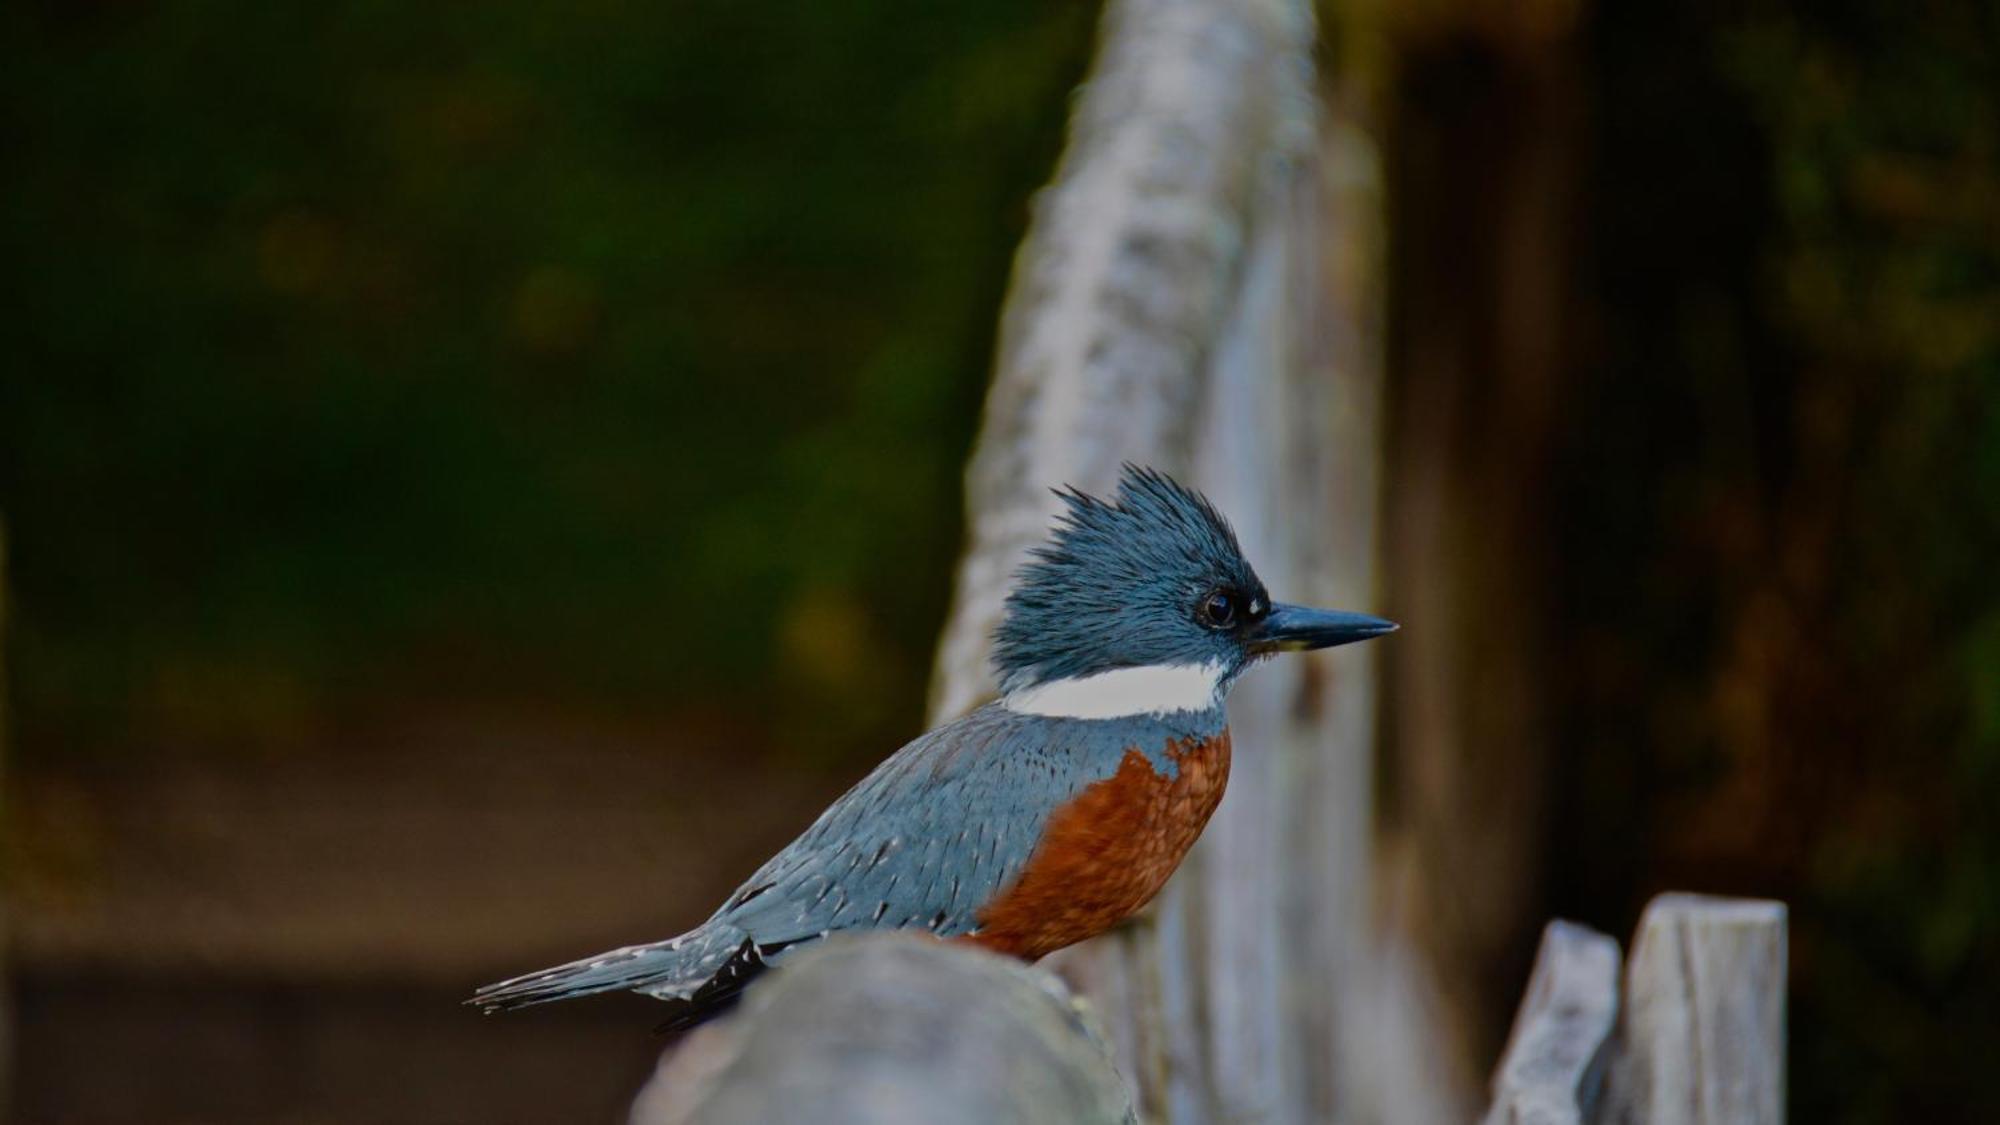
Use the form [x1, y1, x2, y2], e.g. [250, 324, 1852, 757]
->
[992, 466, 1270, 693]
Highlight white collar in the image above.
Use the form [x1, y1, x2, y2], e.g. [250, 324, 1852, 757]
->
[1000, 661, 1227, 719]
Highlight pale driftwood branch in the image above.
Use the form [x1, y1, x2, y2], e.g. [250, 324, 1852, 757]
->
[928, 0, 1315, 724]
[1482, 920, 1621, 1125]
[1593, 895, 1787, 1125]
[924, 0, 1437, 1120]
[627, 935, 1135, 1125]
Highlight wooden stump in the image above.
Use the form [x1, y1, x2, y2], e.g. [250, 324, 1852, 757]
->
[628, 935, 1135, 1125]
[1481, 895, 1787, 1125]
[1596, 895, 1787, 1125]
[1483, 920, 1621, 1125]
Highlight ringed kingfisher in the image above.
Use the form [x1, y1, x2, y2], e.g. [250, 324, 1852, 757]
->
[472, 465, 1395, 1029]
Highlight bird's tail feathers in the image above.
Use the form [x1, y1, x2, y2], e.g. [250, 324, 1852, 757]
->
[470, 924, 747, 1014]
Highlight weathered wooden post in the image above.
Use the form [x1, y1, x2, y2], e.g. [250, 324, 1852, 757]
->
[1597, 896, 1788, 1125]
[1482, 921, 1621, 1125]
[634, 0, 1448, 1119]
[1481, 895, 1787, 1125]
[924, 0, 1421, 1120]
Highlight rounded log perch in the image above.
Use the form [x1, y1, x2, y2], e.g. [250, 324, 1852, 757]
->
[628, 934, 1136, 1125]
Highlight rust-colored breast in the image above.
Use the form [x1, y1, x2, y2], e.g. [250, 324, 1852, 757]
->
[965, 731, 1231, 961]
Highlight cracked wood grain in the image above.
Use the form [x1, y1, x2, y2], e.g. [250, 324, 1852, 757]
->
[1482, 920, 1621, 1125]
[1593, 895, 1786, 1125]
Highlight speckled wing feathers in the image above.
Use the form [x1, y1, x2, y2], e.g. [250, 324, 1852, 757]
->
[471, 702, 1226, 1019]
[716, 703, 1223, 953]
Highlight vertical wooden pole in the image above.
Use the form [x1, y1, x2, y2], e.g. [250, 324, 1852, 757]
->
[1482, 896, 1787, 1125]
[1597, 895, 1787, 1125]
[1481, 920, 1621, 1125]
[929, 0, 1427, 1119]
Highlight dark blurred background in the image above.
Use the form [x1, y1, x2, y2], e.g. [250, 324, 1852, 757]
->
[2, 0, 1995, 1122]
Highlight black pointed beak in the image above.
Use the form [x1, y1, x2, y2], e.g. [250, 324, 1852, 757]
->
[1246, 603, 1398, 654]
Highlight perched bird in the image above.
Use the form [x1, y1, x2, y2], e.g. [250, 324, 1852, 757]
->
[471, 466, 1395, 1029]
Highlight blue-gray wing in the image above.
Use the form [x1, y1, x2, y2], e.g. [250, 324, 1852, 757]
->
[713, 705, 1107, 951]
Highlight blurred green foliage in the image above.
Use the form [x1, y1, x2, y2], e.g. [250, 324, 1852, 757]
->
[1558, 1, 2000, 1120]
[1733, 7, 2000, 1117]
[0, 0, 1091, 751]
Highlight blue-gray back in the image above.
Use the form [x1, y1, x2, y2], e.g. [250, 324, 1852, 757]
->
[713, 702, 1226, 952]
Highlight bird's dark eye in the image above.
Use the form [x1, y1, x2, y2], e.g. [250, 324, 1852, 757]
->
[1199, 591, 1238, 628]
